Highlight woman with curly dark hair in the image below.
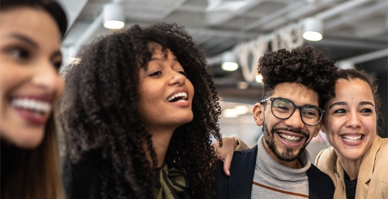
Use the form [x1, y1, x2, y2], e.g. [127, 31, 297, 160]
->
[60, 23, 222, 199]
[0, 0, 67, 198]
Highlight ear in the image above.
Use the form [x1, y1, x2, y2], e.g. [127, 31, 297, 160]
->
[253, 102, 265, 126]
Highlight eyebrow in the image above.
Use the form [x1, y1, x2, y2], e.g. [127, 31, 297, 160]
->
[328, 101, 375, 109]
[7, 33, 38, 48]
[328, 101, 347, 109]
[360, 101, 375, 107]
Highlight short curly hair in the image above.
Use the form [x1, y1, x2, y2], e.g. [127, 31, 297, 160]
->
[59, 23, 221, 198]
[258, 45, 338, 107]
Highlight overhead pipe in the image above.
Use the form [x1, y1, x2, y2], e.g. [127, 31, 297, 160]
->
[337, 48, 388, 69]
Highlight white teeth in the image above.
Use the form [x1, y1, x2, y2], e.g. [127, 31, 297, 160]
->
[342, 135, 362, 142]
[11, 98, 51, 113]
[167, 92, 188, 102]
[279, 133, 302, 143]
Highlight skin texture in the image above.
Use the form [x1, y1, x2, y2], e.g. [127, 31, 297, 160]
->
[253, 82, 321, 168]
[0, 7, 64, 148]
[139, 43, 195, 167]
[322, 78, 377, 180]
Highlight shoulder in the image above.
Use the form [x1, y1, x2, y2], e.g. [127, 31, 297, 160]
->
[379, 137, 388, 150]
[314, 146, 337, 170]
[372, 137, 388, 162]
[308, 164, 332, 181]
[374, 137, 388, 171]
[233, 145, 258, 158]
[63, 150, 104, 199]
[307, 164, 335, 197]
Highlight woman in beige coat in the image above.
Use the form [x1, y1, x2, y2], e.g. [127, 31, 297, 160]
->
[314, 68, 388, 199]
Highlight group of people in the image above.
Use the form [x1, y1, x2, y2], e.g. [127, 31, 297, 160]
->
[215, 47, 388, 199]
[0, 0, 386, 199]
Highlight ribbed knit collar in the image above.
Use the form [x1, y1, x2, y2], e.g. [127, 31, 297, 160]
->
[256, 135, 311, 182]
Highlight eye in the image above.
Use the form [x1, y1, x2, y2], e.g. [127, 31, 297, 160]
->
[360, 108, 373, 114]
[273, 103, 291, 112]
[302, 108, 319, 118]
[333, 108, 346, 114]
[53, 62, 62, 70]
[178, 71, 187, 77]
[7, 47, 30, 60]
[149, 71, 162, 77]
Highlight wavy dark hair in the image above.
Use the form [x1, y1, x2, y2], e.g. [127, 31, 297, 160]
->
[333, 68, 385, 135]
[59, 23, 221, 198]
[258, 45, 338, 107]
[0, 0, 67, 199]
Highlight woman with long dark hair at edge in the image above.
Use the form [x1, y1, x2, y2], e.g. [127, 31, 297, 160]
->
[0, 0, 68, 198]
[60, 23, 222, 199]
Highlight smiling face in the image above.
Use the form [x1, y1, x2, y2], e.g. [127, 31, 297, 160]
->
[323, 78, 376, 161]
[253, 83, 321, 167]
[0, 7, 64, 148]
[138, 43, 195, 133]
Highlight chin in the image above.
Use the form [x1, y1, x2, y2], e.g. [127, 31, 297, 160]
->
[12, 129, 45, 149]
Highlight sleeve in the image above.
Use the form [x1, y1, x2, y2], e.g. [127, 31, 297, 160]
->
[233, 137, 250, 151]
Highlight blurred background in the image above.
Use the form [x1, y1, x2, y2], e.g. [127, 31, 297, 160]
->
[58, 0, 388, 158]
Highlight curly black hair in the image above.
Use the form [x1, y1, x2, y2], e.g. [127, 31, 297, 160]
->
[258, 45, 338, 107]
[59, 23, 221, 199]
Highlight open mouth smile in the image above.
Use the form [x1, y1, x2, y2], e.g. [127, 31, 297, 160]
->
[167, 92, 188, 102]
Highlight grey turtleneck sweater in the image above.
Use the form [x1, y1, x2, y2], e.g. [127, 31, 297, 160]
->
[251, 136, 311, 199]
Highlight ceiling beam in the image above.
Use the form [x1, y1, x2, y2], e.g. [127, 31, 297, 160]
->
[325, 0, 388, 30]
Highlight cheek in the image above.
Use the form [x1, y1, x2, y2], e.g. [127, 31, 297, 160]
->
[56, 77, 65, 100]
[365, 117, 377, 132]
[187, 80, 194, 98]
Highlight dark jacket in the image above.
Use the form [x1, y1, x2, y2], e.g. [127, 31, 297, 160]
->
[63, 150, 116, 199]
[214, 146, 335, 199]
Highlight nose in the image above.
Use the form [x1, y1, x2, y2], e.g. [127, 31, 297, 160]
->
[32, 60, 64, 94]
[345, 111, 361, 129]
[284, 108, 305, 129]
[169, 70, 186, 86]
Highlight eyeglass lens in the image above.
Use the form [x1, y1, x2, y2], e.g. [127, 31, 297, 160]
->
[271, 98, 322, 125]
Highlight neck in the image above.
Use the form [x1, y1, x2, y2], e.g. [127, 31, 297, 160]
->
[337, 153, 361, 180]
[144, 126, 176, 168]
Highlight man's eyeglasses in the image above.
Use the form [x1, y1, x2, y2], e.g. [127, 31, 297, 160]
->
[260, 97, 325, 126]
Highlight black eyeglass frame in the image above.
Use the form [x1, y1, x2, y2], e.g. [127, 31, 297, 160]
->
[260, 97, 325, 126]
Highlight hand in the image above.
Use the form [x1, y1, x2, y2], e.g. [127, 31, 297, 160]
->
[213, 137, 238, 176]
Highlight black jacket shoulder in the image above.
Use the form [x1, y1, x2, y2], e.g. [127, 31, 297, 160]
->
[63, 150, 104, 199]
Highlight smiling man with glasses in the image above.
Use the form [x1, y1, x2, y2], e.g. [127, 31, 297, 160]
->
[215, 45, 338, 199]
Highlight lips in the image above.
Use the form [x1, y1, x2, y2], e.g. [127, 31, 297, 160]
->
[278, 133, 303, 143]
[11, 98, 52, 113]
[341, 134, 363, 142]
[11, 97, 52, 125]
[340, 133, 364, 146]
[167, 92, 188, 102]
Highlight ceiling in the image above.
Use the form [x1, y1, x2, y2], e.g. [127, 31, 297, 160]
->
[58, 0, 388, 105]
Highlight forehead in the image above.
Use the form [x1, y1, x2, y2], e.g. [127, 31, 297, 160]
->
[0, 7, 60, 46]
[333, 78, 374, 102]
[271, 82, 319, 106]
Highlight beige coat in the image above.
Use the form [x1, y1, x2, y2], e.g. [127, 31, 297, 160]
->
[315, 136, 388, 199]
